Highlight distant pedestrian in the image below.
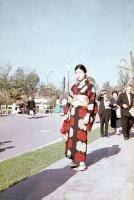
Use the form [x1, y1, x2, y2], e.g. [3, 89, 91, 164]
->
[61, 96, 67, 113]
[12, 103, 17, 114]
[39, 102, 44, 114]
[60, 64, 98, 171]
[55, 96, 62, 115]
[110, 91, 122, 135]
[26, 97, 36, 118]
[97, 90, 111, 137]
[18, 101, 25, 114]
[117, 84, 134, 140]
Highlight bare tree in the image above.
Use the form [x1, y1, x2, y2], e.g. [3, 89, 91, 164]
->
[0, 65, 12, 90]
[117, 65, 130, 90]
[25, 71, 40, 97]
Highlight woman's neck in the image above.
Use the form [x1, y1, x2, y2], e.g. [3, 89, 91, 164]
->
[77, 77, 86, 83]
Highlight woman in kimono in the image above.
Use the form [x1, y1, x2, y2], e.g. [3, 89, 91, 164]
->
[61, 64, 98, 171]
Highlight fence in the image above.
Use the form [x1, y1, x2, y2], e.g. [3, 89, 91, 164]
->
[0, 105, 13, 115]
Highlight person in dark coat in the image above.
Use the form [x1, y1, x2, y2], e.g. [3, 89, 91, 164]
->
[97, 90, 111, 137]
[117, 84, 134, 140]
[110, 91, 122, 135]
[26, 96, 36, 117]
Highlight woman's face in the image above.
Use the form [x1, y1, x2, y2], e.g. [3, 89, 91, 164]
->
[113, 93, 118, 98]
[75, 68, 86, 81]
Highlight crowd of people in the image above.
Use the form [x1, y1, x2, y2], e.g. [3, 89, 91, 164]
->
[97, 90, 122, 137]
[11, 97, 36, 117]
[97, 84, 134, 140]
[10, 96, 67, 118]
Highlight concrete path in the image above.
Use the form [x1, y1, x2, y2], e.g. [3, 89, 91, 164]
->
[0, 133, 134, 200]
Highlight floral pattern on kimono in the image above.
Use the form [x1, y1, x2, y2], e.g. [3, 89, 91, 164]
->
[62, 78, 98, 163]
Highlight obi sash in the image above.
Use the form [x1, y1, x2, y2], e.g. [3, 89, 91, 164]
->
[71, 95, 89, 107]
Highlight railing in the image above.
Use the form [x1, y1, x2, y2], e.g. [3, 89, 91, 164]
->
[0, 105, 54, 115]
[0, 105, 13, 115]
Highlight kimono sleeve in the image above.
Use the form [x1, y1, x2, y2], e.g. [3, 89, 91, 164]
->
[86, 85, 98, 131]
[63, 89, 73, 119]
[87, 85, 98, 117]
[60, 89, 74, 135]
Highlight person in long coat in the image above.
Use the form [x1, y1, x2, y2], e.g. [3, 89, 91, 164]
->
[97, 90, 111, 137]
[60, 64, 98, 171]
[26, 96, 36, 117]
[117, 84, 134, 140]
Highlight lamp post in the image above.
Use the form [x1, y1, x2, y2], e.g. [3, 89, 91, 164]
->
[63, 76, 65, 95]
[67, 65, 70, 94]
[130, 51, 134, 79]
[130, 51, 134, 91]
[46, 70, 55, 88]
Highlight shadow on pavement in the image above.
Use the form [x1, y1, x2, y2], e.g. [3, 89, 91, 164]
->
[0, 141, 12, 146]
[34, 115, 49, 119]
[86, 145, 121, 167]
[0, 146, 15, 153]
[0, 166, 77, 200]
[0, 114, 15, 118]
[0, 141, 15, 153]
[26, 115, 48, 119]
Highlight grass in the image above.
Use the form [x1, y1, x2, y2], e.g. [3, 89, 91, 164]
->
[0, 127, 100, 192]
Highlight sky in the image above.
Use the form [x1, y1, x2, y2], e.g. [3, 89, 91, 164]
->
[0, 0, 134, 89]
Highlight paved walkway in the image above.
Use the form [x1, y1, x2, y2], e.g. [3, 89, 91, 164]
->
[0, 133, 134, 200]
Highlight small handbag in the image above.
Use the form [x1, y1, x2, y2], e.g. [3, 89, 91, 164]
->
[60, 119, 70, 134]
[129, 107, 134, 117]
[116, 107, 121, 118]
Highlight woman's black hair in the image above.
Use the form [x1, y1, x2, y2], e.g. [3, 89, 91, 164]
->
[75, 64, 87, 73]
[112, 91, 118, 95]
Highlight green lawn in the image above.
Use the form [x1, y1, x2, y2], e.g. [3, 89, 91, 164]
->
[0, 127, 100, 192]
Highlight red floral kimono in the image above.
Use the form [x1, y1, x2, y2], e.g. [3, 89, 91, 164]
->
[61, 78, 98, 163]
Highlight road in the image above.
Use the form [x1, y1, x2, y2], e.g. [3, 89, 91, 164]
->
[0, 114, 64, 161]
[0, 114, 100, 161]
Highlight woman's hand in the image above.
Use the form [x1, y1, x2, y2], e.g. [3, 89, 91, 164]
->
[62, 133, 68, 141]
[122, 104, 128, 109]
